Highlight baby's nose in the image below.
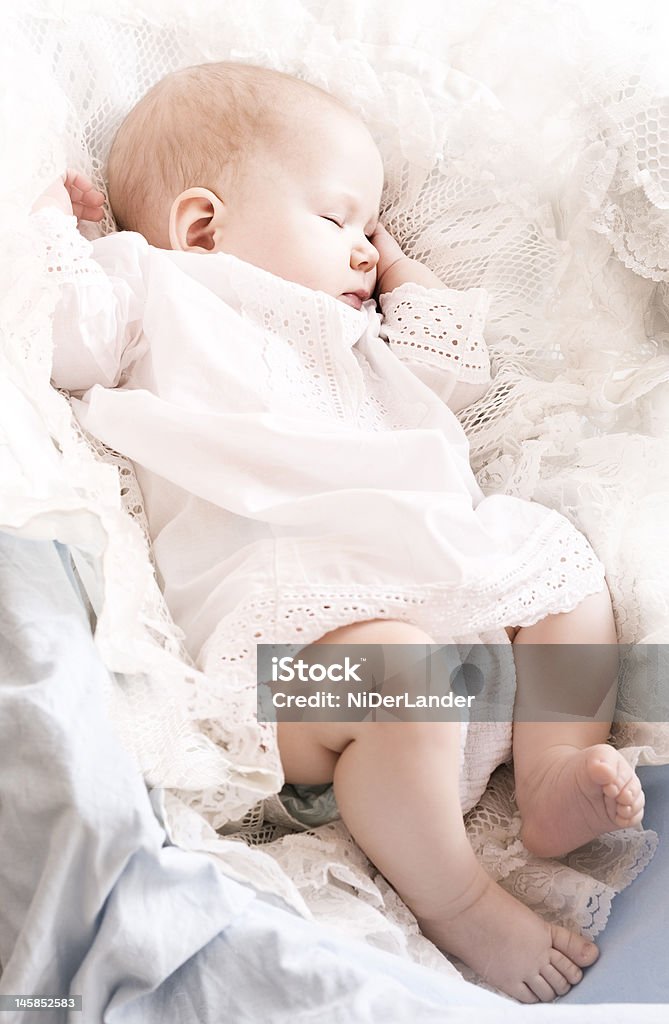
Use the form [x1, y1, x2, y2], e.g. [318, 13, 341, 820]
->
[352, 238, 379, 271]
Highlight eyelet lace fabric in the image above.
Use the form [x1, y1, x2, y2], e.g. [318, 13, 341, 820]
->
[380, 281, 491, 383]
[3, 0, 669, 991]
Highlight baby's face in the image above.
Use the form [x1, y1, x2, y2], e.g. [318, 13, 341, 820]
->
[174, 106, 384, 309]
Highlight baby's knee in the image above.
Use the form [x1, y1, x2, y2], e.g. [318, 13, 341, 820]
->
[572, 586, 618, 648]
[314, 617, 435, 647]
[312, 619, 435, 691]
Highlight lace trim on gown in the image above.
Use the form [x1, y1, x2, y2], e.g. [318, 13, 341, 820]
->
[380, 281, 492, 382]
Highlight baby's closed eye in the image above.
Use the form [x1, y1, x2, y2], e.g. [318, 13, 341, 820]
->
[321, 215, 376, 242]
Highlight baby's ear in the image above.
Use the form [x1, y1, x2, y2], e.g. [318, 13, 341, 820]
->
[168, 187, 226, 252]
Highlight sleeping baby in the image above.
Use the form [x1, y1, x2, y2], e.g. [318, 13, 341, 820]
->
[34, 61, 645, 1002]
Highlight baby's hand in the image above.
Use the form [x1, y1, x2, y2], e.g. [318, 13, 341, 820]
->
[371, 223, 413, 298]
[31, 170, 105, 222]
[372, 222, 446, 296]
[64, 170, 106, 221]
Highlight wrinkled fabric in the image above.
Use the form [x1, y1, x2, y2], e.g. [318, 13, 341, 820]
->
[0, 530, 504, 1021]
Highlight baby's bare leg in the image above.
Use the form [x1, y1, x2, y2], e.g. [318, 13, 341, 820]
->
[512, 587, 645, 857]
[278, 619, 598, 1002]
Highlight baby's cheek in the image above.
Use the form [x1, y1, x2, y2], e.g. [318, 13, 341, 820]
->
[288, 256, 326, 293]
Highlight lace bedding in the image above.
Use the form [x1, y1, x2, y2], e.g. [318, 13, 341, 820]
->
[2, 0, 669, 993]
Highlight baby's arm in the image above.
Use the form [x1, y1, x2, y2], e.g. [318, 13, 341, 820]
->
[31, 173, 147, 393]
[372, 225, 491, 413]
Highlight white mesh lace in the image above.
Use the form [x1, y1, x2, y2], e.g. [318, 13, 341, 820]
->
[3, 0, 669, 990]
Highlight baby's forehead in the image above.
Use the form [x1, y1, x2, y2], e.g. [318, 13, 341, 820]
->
[269, 102, 383, 194]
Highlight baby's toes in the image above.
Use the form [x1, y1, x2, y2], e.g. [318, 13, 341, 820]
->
[550, 925, 599, 969]
[528, 972, 561, 1002]
[549, 948, 583, 986]
[626, 772, 641, 798]
[541, 961, 573, 996]
[587, 744, 621, 787]
[601, 757, 635, 799]
[615, 784, 645, 826]
[603, 778, 624, 797]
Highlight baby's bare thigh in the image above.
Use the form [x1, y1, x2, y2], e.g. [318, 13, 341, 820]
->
[277, 617, 436, 784]
[278, 720, 344, 783]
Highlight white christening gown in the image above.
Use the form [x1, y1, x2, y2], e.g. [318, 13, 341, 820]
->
[40, 207, 605, 821]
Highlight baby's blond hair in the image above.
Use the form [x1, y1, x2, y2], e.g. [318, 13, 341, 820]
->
[107, 62, 350, 248]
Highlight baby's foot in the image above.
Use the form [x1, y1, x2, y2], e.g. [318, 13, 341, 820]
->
[421, 869, 598, 1002]
[518, 743, 645, 858]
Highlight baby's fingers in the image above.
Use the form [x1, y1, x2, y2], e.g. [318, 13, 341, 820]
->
[64, 169, 100, 197]
[64, 169, 106, 221]
[370, 222, 404, 261]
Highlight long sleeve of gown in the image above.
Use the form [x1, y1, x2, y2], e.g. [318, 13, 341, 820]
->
[33, 207, 149, 392]
[379, 282, 492, 413]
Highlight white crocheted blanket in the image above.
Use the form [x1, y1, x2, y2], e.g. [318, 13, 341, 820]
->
[2, 0, 669, 992]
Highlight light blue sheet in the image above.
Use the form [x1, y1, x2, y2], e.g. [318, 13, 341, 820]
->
[0, 532, 503, 1022]
[561, 762, 669, 1004]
